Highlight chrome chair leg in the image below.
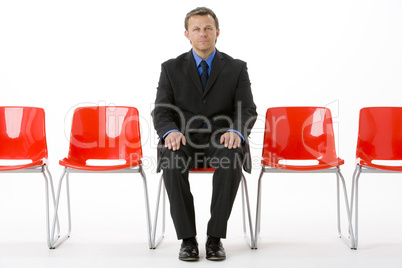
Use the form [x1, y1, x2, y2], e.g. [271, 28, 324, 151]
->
[241, 173, 254, 248]
[254, 168, 265, 249]
[336, 168, 356, 249]
[139, 167, 153, 249]
[43, 165, 60, 239]
[42, 166, 52, 249]
[350, 165, 362, 249]
[152, 171, 252, 249]
[254, 166, 354, 249]
[151, 174, 166, 249]
[51, 167, 72, 249]
[51, 166, 152, 249]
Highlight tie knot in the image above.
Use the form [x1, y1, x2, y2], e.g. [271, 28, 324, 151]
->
[200, 60, 208, 71]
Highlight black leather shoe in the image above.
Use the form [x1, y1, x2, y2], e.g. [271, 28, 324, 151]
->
[206, 236, 226, 261]
[179, 237, 199, 261]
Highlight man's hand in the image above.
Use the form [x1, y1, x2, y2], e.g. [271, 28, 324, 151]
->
[164, 131, 186, 151]
[220, 132, 241, 149]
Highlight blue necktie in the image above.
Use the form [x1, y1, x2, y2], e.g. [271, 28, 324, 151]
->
[200, 60, 208, 90]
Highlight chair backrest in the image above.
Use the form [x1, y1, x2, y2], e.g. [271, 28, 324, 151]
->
[0, 106, 48, 160]
[262, 107, 339, 165]
[66, 106, 142, 164]
[356, 107, 402, 162]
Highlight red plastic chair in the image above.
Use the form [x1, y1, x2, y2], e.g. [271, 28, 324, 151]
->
[0, 106, 57, 248]
[51, 106, 152, 248]
[351, 107, 402, 248]
[255, 107, 355, 249]
[152, 168, 254, 249]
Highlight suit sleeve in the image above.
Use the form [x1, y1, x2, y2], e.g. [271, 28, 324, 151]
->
[232, 62, 257, 138]
[152, 63, 183, 139]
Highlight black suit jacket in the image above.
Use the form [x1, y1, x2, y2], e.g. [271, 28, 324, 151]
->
[152, 49, 257, 173]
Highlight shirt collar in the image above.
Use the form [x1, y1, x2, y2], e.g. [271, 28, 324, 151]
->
[192, 49, 216, 68]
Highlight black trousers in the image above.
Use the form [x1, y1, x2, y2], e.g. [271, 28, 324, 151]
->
[160, 133, 244, 240]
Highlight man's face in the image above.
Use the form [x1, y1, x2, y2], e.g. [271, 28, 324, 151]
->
[185, 15, 220, 58]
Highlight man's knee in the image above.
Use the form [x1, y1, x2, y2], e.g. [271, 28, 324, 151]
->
[210, 148, 244, 170]
[160, 146, 192, 171]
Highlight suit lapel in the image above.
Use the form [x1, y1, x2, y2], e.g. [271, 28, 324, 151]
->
[184, 49, 226, 95]
[184, 51, 204, 94]
[203, 50, 225, 96]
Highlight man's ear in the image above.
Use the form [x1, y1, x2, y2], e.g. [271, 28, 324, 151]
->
[184, 30, 190, 40]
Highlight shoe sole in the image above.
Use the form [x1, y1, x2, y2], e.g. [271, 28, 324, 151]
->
[206, 256, 226, 261]
[179, 257, 200, 261]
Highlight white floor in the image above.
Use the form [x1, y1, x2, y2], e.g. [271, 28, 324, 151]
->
[2, 231, 402, 268]
[2, 172, 402, 268]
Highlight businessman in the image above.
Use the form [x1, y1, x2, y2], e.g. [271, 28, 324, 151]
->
[152, 7, 257, 261]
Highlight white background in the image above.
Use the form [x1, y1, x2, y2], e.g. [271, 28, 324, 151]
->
[1, 0, 402, 267]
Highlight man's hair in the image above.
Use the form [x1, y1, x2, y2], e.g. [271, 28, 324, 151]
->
[184, 7, 219, 31]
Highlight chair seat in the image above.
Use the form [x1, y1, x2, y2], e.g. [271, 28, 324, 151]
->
[59, 158, 141, 171]
[0, 160, 44, 171]
[358, 159, 402, 172]
[51, 106, 153, 249]
[190, 167, 216, 172]
[262, 158, 344, 171]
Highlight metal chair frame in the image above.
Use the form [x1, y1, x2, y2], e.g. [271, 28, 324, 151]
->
[255, 166, 356, 249]
[254, 107, 356, 249]
[1, 164, 59, 248]
[50, 165, 152, 249]
[350, 164, 401, 249]
[349, 107, 402, 249]
[151, 169, 254, 249]
[0, 106, 59, 248]
[50, 106, 152, 249]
